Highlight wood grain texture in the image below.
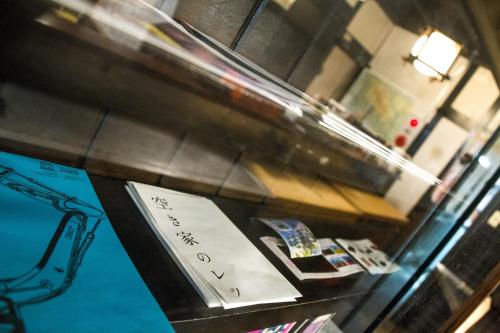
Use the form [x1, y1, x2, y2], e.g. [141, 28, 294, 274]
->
[219, 160, 271, 202]
[0, 83, 104, 166]
[235, 3, 309, 79]
[1, 9, 398, 195]
[85, 112, 183, 183]
[333, 183, 408, 224]
[174, 0, 259, 46]
[243, 156, 362, 222]
[287, 0, 357, 91]
[161, 135, 239, 194]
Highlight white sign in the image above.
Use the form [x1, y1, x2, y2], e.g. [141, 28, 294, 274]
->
[126, 182, 301, 308]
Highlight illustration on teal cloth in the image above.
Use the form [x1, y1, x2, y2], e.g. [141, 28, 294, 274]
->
[0, 151, 174, 333]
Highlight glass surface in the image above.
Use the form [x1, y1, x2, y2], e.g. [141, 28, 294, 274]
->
[0, 0, 499, 332]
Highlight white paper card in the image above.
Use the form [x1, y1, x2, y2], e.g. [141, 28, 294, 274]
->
[127, 182, 301, 308]
[261, 237, 364, 280]
[335, 239, 400, 274]
[319, 238, 365, 275]
[125, 185, 221, 307]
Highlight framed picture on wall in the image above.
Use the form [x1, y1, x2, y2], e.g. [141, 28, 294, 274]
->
[342, 69, 418, 145]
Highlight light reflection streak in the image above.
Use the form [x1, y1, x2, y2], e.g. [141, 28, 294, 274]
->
[320, 113, 442, 186]
[47, 0, 442, 187]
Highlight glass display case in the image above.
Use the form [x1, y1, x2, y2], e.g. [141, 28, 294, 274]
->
[0, 1, 499, 332]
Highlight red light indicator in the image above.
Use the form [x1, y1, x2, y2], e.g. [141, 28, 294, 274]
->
[410, 118, 419, 127]
[395, 135, 407, 147]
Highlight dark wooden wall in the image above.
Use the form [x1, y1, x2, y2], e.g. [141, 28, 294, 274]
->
[171, 0, 367, 94]
[174, 0, 258, 47]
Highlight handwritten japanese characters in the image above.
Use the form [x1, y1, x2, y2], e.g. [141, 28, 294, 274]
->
[150, 195, 240, 298]
[127, 182, 301, 309]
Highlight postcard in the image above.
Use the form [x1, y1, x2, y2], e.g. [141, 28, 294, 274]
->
[319, 239, 364, 275]
[261, 237, 363, 280]
[259, 219, 321, 258]
[335, 239, 400, 274]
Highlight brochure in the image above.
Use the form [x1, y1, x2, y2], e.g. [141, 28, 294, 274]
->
[261, 237, 364, 280]
[259, 219, 322, 258]
[126, 182, 301, 309]
[335, 239, 400, 274]
[0, 151, 173, 333]
[302, 313, 335, 333]
[319, 239, 365, 276]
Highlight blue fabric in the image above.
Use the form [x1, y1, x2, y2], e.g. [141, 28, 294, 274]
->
[0, 151, 174, 333]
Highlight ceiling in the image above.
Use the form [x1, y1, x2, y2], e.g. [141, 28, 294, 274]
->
[376, 0, 493, 69]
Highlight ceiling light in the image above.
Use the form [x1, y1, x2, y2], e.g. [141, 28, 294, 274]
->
[405, 28, 462, 80]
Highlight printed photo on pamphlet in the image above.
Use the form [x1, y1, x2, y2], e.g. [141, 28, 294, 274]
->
[259, 219, 321, 258]
[335, 239, 400, 275]
[261, 237, 364, 280]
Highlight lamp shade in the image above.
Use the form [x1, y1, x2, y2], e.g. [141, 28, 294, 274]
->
[408, 29, 462, 80]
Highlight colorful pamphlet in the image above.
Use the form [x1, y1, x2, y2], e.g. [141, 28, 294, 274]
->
[319, 239, 365, 276]
[247, 321, 297, 333]
[261, 237, 363, 280]
[259, 219, 322, 258]
[302, 313, 335, 333]
[335, 239, 400, 274]
[0, 151, 173, 333]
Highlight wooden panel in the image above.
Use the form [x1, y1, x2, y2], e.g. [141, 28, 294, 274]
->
[293, 46, 358, 100]
[235, 1, 336, 79]
[161, 135, 239, 194]
[85, 112, 183, 183]
[244, 157, 361, 222]
[333, 183, 408, 224]
[287, 41, 331, 92]
[1, 11, 398, 195]
[466, 0, 500, 85]
[269, 169, 322, 209]
[219, 161, 270, 203]
[305, 177, 361, 216]
[242, 157, 292, 202]
[174, 0, 258, 46]
[0, 83, 103, 166]
[281, 168, 357, 215]
[287, 0, 357, 90]
[312, 0, 355, 48]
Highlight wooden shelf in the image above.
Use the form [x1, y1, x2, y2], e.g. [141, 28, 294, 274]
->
[1, 3, 398, 196]
[90, 175, 383, 332]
